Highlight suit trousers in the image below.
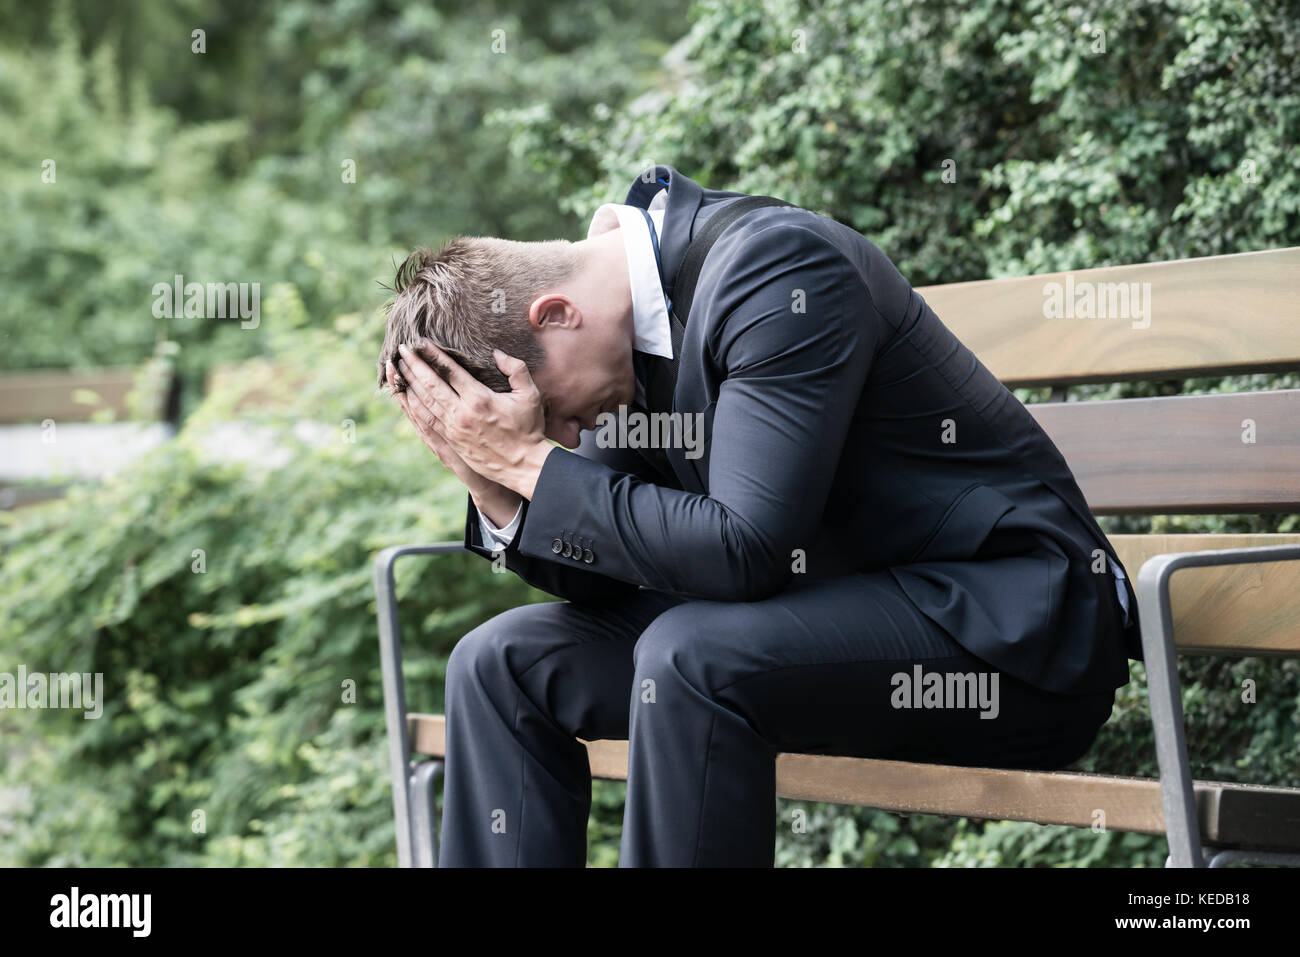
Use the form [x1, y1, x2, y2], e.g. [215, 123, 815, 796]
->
[437, 571, 1117, 867]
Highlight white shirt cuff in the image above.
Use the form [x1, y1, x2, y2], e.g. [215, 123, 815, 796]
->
[478, 501, 523, 551]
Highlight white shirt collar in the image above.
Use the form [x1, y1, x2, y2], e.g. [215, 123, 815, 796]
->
[586, 187, 673, 359]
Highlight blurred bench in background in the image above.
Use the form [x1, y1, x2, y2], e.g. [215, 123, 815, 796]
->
[0, 365, 178, 509]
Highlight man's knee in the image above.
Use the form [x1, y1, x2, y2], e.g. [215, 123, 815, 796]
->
[446, 602, 567, 696]
[632, 601, 743, 698]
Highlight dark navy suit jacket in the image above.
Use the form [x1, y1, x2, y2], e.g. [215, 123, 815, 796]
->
[464, 165, 1142, 695]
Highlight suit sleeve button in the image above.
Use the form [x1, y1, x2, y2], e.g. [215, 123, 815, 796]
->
[551, 539, 563, 554]
[562, 541, 573, 558]
[583, 548, 594, 564]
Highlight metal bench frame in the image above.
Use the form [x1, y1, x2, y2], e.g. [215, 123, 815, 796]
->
[1136, 544, 1300, 868]
[374, 543, 462, 869]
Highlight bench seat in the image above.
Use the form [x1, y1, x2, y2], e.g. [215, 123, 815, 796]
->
[407, 713, 1300, 851]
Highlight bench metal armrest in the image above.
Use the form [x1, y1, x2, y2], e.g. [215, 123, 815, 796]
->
[1136, 544, 1300, 867]
[374, 542, 465, 868]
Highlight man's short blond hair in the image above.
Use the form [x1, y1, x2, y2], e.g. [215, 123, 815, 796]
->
[378, 236, 583, 393]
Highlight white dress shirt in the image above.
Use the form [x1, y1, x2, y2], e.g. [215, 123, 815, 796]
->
[478, 187, 672, 550]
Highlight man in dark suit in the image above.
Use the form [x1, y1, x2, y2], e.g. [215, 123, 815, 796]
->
[379, 164, 1141, 867]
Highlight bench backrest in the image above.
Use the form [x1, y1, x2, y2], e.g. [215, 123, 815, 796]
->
[916, 246, 1300, 655]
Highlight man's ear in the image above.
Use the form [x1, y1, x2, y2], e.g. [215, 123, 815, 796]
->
[529, 293, 580, 333]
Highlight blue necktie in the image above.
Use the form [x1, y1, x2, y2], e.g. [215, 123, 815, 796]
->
[635, 206, 684, 411]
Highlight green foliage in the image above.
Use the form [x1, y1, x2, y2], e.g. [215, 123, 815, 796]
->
[773, 804, 957, 868]
[0, 0, 687, 393]
[0, 303, 547, 866]
[935, 817, 1167, 868]
[587, 779, 629, 868]
[517, 0, 1299, 283]
[0, 6, 378, 400]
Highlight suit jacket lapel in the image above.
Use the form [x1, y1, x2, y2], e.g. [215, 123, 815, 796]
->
[625, 165, 719, 493]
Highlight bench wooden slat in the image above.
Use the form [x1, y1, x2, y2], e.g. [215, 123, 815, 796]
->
[918, 246, 1300, 387]
[1109, 534, 1300, 654]
[407, 715, 1300, 848]
[1029, 390, 1300, 513]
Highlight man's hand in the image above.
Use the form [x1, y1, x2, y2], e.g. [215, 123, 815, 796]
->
[386, 357, 521, 526]
[390, 340, 554, 501]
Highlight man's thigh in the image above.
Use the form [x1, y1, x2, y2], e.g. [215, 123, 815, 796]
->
[453, 589, 682, 742]
[634, 571, 1114, 771]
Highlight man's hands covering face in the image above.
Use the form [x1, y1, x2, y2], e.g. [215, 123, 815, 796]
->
[385, 339, 554, 518]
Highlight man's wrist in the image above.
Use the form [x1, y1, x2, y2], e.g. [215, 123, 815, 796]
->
[471, 485, 523, 528]
[508, 440, 556, 501]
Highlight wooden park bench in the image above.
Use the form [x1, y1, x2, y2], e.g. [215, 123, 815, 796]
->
[374, 245, 1300, 868]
